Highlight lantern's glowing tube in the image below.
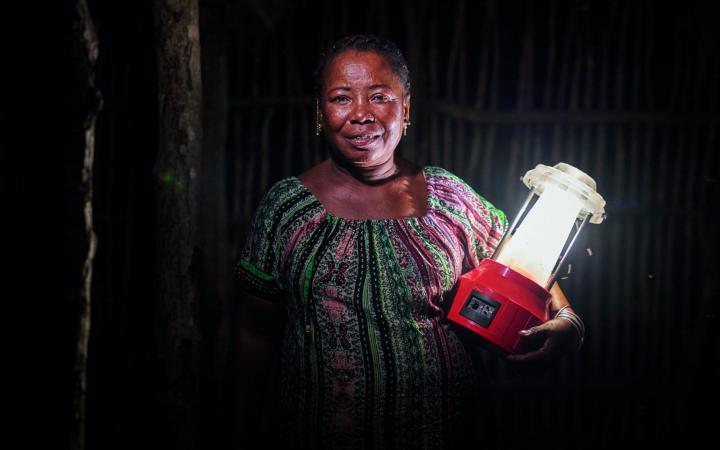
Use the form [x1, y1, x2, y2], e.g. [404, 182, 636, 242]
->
[496, 183, 584, 286]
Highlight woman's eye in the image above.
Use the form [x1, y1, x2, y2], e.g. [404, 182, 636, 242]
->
[330, 96, 350, 104]
[371, 94, 389, 102]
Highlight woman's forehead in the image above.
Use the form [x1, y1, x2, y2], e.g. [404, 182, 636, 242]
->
[323, 51, 402, 90]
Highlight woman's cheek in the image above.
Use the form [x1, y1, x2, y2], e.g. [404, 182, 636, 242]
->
[326, 109, 349, 129]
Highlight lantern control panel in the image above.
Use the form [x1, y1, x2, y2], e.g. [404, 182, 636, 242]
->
[459, 291, 501, 328]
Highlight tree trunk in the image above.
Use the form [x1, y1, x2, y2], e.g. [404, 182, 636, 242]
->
[153, 1, 203, 448]
[70, 2, 100, 450]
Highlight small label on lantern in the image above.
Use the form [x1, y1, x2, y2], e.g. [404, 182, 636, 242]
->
[459, 291, 501, 328]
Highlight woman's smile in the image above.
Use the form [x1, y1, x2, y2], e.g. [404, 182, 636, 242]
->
[320, 50, 409, 169]
[345, 132, 383, 149]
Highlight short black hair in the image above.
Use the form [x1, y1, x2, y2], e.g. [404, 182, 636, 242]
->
[314, 34, 411, 97]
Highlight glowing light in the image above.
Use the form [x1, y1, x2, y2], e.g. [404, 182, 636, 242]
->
[496, 183, 584, 286]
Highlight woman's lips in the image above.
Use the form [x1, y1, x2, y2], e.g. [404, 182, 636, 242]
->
[346, 134, 380, 148]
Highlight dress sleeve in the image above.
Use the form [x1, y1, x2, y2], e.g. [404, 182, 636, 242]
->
[233, 181, 290, 302]
[462, 191, 508, 270]
[447, 172, 508, 272]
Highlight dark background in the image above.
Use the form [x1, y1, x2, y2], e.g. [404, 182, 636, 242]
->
[30, 0, 719, 449]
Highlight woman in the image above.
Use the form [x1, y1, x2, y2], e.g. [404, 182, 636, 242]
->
[234, 35, 584, 449]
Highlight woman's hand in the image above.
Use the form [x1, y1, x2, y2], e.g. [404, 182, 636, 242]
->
[504, 312, 583, 375]
[503, 282, 584, 375]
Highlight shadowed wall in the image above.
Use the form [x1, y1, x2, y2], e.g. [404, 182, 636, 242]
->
[70, 0, 720, 449]
[220, 1, 719, 447]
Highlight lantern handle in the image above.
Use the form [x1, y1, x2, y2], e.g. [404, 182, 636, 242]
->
[545, 214, 589, 290]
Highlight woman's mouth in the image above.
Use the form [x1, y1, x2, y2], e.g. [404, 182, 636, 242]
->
[346, 134, 381, 148]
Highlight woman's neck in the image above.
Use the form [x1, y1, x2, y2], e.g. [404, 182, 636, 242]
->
[328, 154, 401, 185]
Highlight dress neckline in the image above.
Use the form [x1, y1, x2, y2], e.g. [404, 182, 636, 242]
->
[291, 166, 432, 223]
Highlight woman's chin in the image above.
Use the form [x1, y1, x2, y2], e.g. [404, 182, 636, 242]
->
[338, 145, 385, 163]
[332, 153, 390, 172]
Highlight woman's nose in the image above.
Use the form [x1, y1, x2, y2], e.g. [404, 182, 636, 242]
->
[350, 101, 374, 124]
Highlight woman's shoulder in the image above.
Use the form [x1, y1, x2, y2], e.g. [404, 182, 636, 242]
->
[264, 176, 304, 198]
[259, 175, 299, 199]
[252, 176, 311, 219]
[423, 166, 480, 196]
[424, 166, 505, 212]
[423, 165, 459, 179]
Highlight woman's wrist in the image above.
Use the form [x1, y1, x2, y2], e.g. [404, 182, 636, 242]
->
[554, 306, 585, 351]
[553, 304, 571, 317]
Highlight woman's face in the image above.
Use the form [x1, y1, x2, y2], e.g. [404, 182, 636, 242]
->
[320, 50, 410, 169]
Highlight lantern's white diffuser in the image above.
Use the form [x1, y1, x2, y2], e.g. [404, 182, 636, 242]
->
[448, 163, 605, 354]
[496, 183, 585, 286]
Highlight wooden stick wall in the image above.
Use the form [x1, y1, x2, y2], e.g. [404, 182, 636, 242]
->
[218, 0, 718, 445]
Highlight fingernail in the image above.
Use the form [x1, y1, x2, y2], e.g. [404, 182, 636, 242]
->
[519, 329, 530, 336]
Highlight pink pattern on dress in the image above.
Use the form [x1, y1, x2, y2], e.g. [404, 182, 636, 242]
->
[330, 352, 356, 413]
[336, 229, 356, 260]
[282, 210, 325, 270]
[332, 351, 353, 370]
[322, 295, 348, 321]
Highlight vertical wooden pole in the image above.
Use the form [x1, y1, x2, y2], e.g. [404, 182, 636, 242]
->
[153, 1, 203, 448]
[70, 1, 100, 449]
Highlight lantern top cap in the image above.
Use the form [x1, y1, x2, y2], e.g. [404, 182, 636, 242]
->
[522, 163, 606, 224]
[555, 163, 596, 191]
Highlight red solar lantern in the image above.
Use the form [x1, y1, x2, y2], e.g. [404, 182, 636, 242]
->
[448, 163, 606, 354]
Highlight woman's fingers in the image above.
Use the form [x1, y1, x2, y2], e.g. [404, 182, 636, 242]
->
[505, 321, 568, 372]
[504, 318, 580, 376]
[506, 326, 550, 363]
[518, 323, 551, 338]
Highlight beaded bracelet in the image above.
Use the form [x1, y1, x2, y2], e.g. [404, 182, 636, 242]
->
[554, 306, 585, 350]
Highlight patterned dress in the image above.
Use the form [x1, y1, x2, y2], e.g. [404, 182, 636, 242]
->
[235, 166, 508, 449]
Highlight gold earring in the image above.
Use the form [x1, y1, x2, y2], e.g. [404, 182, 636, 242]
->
[403, 102, 411, 136]
[315, 99, 322, 136]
